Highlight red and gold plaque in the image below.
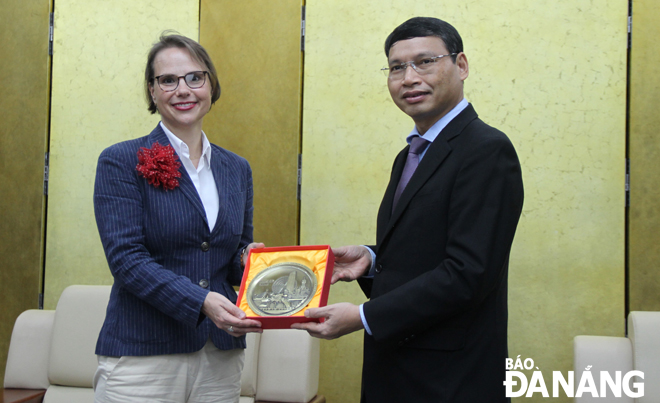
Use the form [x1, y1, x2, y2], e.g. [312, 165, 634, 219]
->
[237, 245, 334, 329]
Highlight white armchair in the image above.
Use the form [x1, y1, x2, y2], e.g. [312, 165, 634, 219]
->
[2, 285, 325, 403]
[240, 330, 324, 403]
[2, 285, 109, 403]
[574, 311, 660, 402]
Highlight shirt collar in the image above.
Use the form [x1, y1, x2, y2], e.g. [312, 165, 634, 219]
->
[160, 122, 212, 169]
[406, 98, 469, 145]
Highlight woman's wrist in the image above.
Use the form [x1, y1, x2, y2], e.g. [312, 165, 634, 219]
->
[239, 246, 248, 268]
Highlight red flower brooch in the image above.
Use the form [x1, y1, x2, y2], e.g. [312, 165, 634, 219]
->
[136, 142, 181, 190]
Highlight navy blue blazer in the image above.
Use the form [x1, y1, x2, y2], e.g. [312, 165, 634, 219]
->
[93, 124, 252, 357]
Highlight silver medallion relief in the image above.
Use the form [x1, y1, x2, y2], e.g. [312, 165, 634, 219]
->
[247, 262, 317, 316]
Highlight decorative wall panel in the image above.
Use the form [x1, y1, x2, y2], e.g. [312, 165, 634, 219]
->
[301, 2, 626, 401]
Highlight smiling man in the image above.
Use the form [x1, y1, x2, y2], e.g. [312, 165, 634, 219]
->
[293, 17, 524, 402]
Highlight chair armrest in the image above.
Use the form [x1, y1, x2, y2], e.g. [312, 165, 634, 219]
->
[4, 310, 55, 390]
[574, 335, 633, 373]
[573, 335, 633, 403]
[628, 311, 660, 400]
[255, 330, 320, 403]
[241, 332, 261, 398]
[256, 395, 325, 403]
[0, 388, 46, 403]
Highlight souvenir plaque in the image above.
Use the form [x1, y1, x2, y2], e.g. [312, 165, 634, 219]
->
[237, 245, 334, 329]
[246, 262, 317, 316]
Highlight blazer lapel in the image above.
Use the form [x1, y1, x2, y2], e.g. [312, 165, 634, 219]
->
[378, 105, 479, 245]
[147, 125, 208, 224]
[210, 147, 230, 234]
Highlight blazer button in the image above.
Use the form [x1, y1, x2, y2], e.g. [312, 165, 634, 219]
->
[201, 242, 210, 252]
[375, 264, 383, 273]
[199, 279, 209, 288]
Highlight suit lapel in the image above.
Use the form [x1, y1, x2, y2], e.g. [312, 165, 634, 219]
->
[376, 148, 407, 240]
[210, 147, 230, 234]
[147, 125, 208, 224]
[377, 105, 479, 246]
[377, 141, 452, 246]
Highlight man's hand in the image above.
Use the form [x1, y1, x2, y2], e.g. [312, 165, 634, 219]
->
[331, 245, 372, 284]
[242, 242, 265, 267]
[202, 292, 262, 337]
[290, 303, 363, 339]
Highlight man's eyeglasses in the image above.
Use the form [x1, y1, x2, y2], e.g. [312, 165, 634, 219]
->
[381, 54, 457, 78]
[154, 71, 209, 92]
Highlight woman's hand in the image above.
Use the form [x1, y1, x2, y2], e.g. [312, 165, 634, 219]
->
[242, 242, 265, 267]
[201, 292, 262, 336]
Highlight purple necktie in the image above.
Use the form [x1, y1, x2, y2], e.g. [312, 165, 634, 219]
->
[392, 136, 429, 212]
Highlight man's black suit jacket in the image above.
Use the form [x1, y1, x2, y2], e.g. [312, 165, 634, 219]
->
[358, 104, 524, 402]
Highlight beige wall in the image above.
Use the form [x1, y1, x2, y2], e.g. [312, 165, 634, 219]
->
[200, 0, 303, 248]
[300, 1, 627, 402]
[629, 0, 660, 312]
[44, 0, 199, 308]
[0, 0, 51, 384]
[4, 1, 649, 401]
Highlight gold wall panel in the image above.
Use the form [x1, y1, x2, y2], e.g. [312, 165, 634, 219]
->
[301, 1, 626, 402]
[0, 0, 51, 383]
[629, 0, 660, 312]
[200, 0, 303, 247]
[44, 0, 198, 308]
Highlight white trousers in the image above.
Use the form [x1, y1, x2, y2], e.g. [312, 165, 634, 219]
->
[93, 339, 244, 403]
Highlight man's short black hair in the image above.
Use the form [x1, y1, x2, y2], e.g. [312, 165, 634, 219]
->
[384, 17, 463, 61]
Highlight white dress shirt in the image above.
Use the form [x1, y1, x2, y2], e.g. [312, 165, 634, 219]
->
[160, 122, 219, 231]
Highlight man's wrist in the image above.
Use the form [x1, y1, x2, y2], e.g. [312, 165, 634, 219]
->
[359, 303, 373, 335]
[361, 246, 377, 277]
